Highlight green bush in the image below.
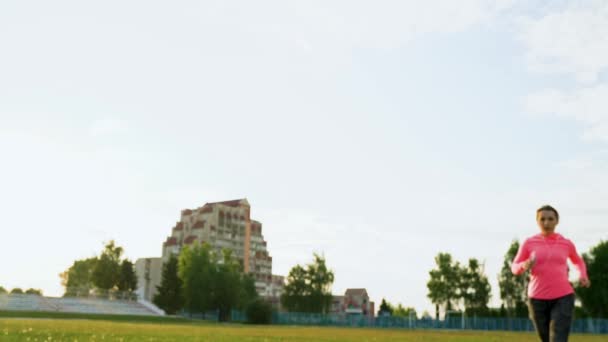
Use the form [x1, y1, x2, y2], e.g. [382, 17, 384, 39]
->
[25, 288, 43, 296]
[245, 299, 273, 324]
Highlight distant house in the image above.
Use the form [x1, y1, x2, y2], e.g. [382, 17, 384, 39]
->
[331, 288, 374, 318]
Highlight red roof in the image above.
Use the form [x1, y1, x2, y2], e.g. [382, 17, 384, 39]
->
[173, 222, 184, 231]
[345, 289, 369, 297]
[180, 200, 250, 219]
[204, 199, 245, 207]
[199, 205, 213, 213]
[184, 235, 197, 244]
[164, 237, 178, 246]
[192, 220, 206, 229]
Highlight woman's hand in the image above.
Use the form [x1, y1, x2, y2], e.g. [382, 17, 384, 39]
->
[579, 278, 591, 288]
[522, 257, 536, 271]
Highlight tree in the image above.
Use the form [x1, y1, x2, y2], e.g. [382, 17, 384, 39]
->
[177, 242, 261, 321]
[60, 257, 98, 296]
[460, 258, 491, 316]
[281, 264, 308, 312]
[178, 243, 214, 315]
[498, 240, 528, 317]
[427, 253, 461, 319]
[238, 274, 258, 310]
[117, 259, 138, 293]
[307, 254, 335, 313]
[62, 240, 136, 297]
[10, 288, 23, 294]
[281, 253, 335, 313]
[246, 298, 273, 324]
[393, 303, 417, 318]
[0, 286, 7, 294]
[377, 299, 415, 318]
[153, 254, 183, 315]
[25, 288, 43, 296]
[378, 298, 394, 316]
[575, 240, 608, 318]
[92, 241, 124, 291]
[213, 249, 244, 321]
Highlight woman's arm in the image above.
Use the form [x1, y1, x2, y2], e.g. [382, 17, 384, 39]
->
[511, 240, 531, 275]
[568, 240, 589, 282]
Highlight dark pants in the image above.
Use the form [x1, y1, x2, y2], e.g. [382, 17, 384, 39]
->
[528, 293, 575, 342]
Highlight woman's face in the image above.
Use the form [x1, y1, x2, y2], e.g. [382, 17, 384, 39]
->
[537, 210, 558, 234]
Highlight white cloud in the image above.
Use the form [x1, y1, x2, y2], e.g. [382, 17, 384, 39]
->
[517, 1, 608, 141]
[519, 0, 608, 83]
[525, 84, 608, 141]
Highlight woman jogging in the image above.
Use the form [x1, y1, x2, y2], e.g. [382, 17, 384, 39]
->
[511, 205, 591, 342]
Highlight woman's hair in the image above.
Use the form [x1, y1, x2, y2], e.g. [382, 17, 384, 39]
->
[536, 205, 559, 221]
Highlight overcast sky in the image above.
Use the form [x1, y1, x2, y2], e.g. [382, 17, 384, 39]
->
[1, 0, 608, 315]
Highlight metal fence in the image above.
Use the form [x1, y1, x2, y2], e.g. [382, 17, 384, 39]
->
[220, 310, 608, 334]
[180, 309, 220, 321]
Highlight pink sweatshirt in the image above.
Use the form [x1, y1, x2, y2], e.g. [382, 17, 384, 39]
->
[511, 232, 588, 300]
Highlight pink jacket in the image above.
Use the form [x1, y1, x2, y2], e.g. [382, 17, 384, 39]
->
[511, 232, 588, 300]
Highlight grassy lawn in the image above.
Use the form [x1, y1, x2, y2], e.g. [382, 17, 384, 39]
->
[1, 317, 606, 342]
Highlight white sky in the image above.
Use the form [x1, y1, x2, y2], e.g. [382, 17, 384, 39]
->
[1, 0, 608, 316]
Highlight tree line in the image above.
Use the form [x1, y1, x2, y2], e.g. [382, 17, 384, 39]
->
[60, 240, 138, 298]
[59, 239, 335, 322]
[60, 240, 267, 323]
[58, 237, 607, 321]
[426, 253, 491, 319]
[154, 248, 336, 321]
[280, 253, 335, 313]
[378, 299, 417, 318]
[0, 287, 43, 296]
[426, 239, 608, 319]
[153, 242, 262, 322]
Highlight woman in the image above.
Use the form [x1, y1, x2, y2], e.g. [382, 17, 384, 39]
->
[511, 205, 591, 342]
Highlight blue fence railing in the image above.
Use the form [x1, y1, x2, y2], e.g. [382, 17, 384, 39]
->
[188, 310, 608, 335]
[179, 309, 219, 321]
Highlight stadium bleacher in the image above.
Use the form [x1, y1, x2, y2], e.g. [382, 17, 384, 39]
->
[0, 294, 160, 316]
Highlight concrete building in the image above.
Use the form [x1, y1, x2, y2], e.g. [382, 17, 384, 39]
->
[262, 275, 286, 311]
[136, 199, 281, 302]
[331, 288, 375, 318]
[134, 258, 162, 304]
[265, 275, 285, 299]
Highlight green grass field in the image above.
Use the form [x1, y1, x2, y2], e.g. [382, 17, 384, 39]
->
[0, 313, 606, 342]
